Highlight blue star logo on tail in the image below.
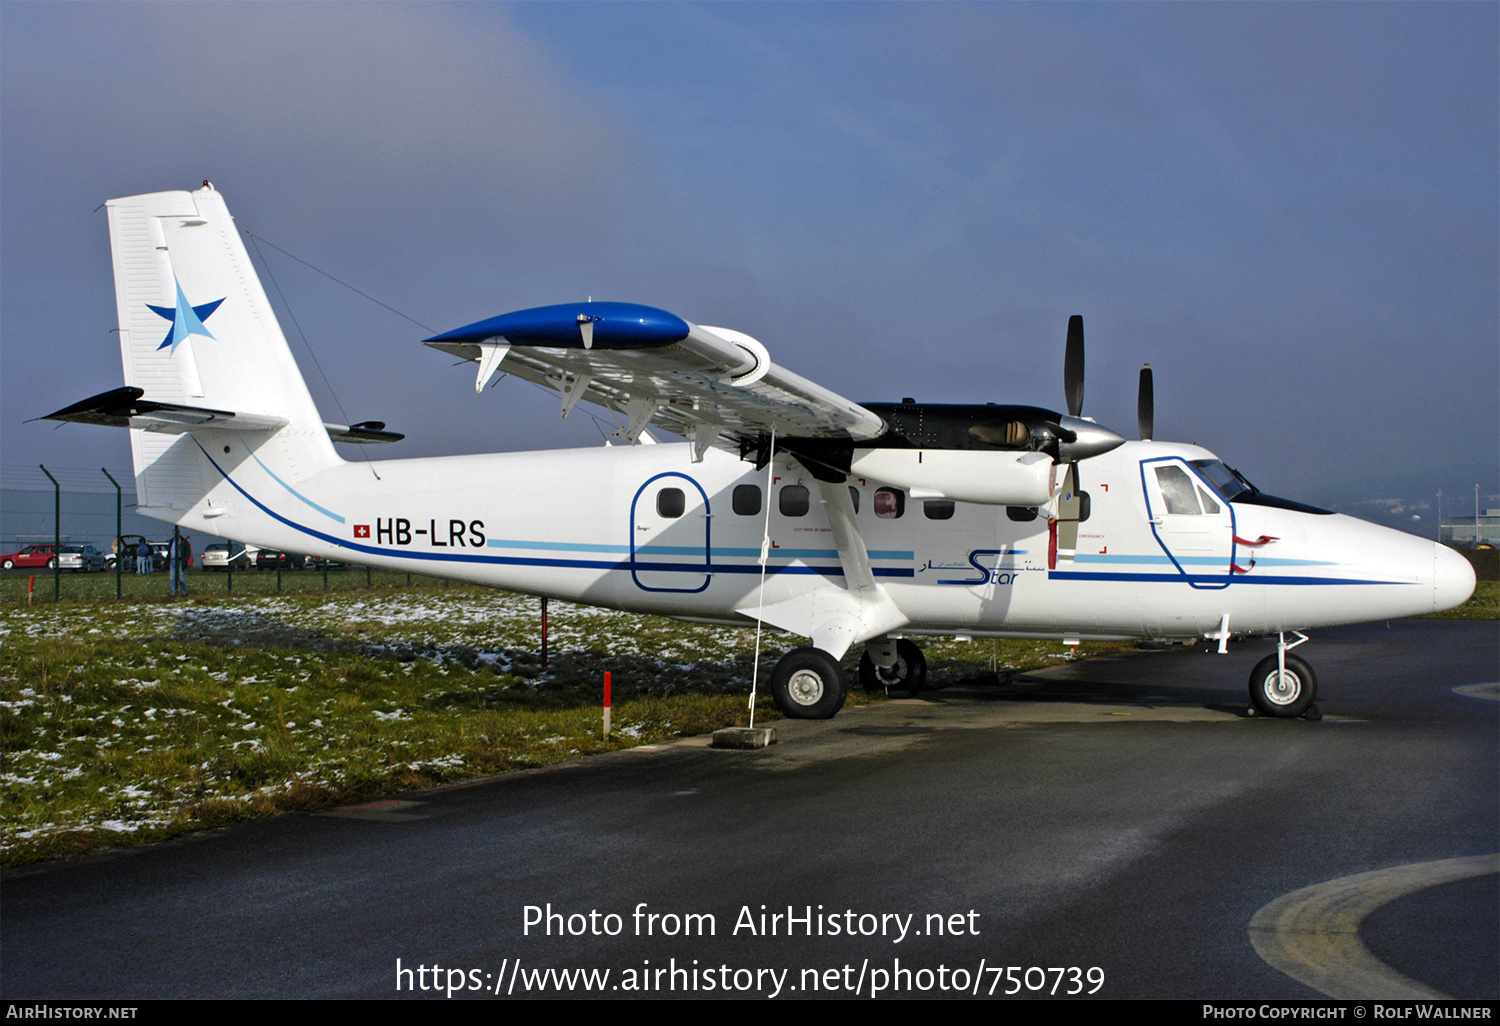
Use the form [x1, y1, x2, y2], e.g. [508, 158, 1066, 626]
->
[148, 279, 224, 354]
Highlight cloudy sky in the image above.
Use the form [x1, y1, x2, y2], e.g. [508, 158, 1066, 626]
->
[3, 2, 1495, 522]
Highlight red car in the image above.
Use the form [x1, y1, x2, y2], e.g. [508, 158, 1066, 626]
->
[1, 544, 61, 570]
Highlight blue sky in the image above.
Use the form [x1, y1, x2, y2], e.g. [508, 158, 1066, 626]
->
[2, 2, 1495, 524]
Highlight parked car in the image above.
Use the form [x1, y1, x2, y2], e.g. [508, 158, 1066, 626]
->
[304, 554, 348, 572]
[255, 549, 306, 571]
[1, 544, 61, 570]
[201, 542, 254, 571]
[58, 545, 108, 573]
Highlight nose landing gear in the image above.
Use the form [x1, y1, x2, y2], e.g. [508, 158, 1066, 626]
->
[1248, 631, 1318, 719]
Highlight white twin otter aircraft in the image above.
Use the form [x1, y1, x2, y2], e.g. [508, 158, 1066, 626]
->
[48, 184, 1475, 720]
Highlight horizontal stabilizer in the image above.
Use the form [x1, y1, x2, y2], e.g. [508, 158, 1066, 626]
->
[324, 420, 404, 444]
[41, 387, 287, 433]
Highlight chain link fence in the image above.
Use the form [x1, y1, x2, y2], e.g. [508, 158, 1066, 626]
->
[1, 463, 451, 602]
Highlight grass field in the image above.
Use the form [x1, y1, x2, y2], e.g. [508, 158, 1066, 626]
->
[1, 581, 1126, 867]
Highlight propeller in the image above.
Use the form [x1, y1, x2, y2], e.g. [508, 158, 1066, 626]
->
[1017, 315, 1124, 466]
[1064, 315, 1085, 418]
[1137, 363, 1154, 441]
[1060, 315, 1088, 501]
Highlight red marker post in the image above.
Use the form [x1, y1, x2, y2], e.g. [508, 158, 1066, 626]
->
[603, 671, 612, 737]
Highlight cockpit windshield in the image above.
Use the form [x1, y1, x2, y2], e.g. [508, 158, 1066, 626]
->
[1190, 460, 1253, 501]
[1189, 459, 1332, 515]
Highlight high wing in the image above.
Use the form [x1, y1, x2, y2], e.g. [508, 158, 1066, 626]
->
[423, 302, 885, 459]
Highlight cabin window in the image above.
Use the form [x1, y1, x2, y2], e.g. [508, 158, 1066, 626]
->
[1154, 466, 1201, 515]
[657, 487, 685, 518]
[1007, 506, 1038, 522]
[874, 488, 905, 519]
[779, 484, 810, 517]
[732, 484, 761, 516]
[923, 500, 955, 521]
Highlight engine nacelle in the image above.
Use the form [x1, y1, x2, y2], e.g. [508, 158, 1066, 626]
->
[849, 448, 1054, 506]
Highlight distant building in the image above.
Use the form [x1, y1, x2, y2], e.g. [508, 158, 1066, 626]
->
[1443, 509, 1500, 547]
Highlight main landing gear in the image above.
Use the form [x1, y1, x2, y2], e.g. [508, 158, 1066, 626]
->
[768, 638, 930, 720]
[858, 638, 927, 698]
[1247, 631, 1318, 719]
[769, 647, 847, 719]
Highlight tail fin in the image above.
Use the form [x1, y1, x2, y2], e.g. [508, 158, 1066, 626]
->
[103, 184, 341, 515]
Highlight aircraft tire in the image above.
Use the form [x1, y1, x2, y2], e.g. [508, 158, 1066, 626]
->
[771, 647, 847, 719]
[858, 639, 927, 696]
[1248, 653, 1317, 718]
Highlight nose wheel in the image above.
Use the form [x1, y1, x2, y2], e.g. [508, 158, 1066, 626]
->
[1248, 651, 1317, 718]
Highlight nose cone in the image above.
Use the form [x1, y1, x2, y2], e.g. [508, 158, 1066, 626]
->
[1433, 544, 1477, 613]
[1057, 416, 1126, 461]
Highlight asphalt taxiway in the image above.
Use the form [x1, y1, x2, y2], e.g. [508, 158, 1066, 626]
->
[2, 619, 1495, 999]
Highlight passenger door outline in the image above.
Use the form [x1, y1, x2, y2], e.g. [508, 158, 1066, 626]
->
[1139, 456, 1237, 590]
[630, 472, 712, 593]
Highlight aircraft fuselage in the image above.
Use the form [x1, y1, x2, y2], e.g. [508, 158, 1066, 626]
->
[181, 433, 1471, 645]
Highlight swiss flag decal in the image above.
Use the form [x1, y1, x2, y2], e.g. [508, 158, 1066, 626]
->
[354, 524, 370, 539]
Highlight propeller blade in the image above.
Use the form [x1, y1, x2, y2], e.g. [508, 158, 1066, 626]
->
[1138, 363, 1154, 441]
[1064, 315, 1085, 418]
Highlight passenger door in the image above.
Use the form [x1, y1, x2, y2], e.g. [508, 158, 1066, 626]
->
[1140, 458, 1234, 589]
[630, 472, 712, 593]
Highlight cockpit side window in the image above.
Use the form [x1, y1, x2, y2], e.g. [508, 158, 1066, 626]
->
[1154, 466, 1202, 515]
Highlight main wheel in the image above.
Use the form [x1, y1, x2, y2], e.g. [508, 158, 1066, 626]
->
[770, 647, 847, 719]
[1249, 653, 1317, 718]
[858, 639, 928, 696]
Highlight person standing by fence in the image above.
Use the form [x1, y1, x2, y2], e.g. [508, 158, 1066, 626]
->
[136, 538, 151, 574]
